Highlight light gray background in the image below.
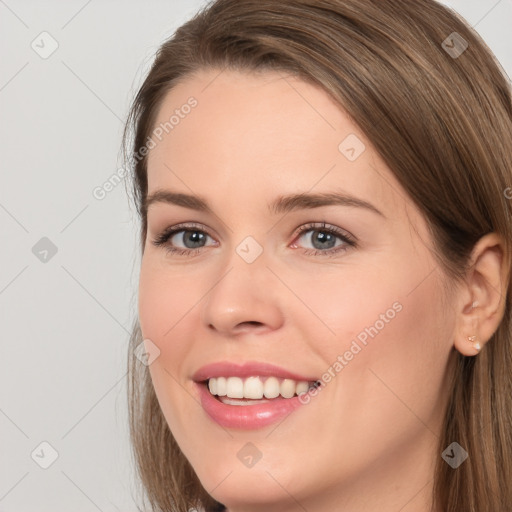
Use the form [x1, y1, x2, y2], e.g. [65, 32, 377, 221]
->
[1, 1, 511, 511]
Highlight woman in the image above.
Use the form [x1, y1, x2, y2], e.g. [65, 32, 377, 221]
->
[123, 0, 512, 510]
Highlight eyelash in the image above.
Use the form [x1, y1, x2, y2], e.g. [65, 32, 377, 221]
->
[151, 221, 357, 258]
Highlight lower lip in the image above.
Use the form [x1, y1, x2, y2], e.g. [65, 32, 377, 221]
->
[196, 382, 307, 429]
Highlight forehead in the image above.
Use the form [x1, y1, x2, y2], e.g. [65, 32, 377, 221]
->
[145, 68, 413, 226]
[149, 68, 353, 165]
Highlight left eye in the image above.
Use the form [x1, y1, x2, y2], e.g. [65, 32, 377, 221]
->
[291, 222, 356, 256]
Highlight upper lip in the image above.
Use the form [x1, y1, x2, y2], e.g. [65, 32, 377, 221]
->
[192, 361, 317, 382]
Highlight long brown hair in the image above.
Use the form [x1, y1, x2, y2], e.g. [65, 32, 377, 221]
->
[123, 1, 512, 510]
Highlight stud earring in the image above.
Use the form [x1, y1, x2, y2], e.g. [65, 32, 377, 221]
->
[467, 335, 481, 351]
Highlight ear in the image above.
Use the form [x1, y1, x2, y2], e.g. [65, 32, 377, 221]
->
[453, 232, 509, 356]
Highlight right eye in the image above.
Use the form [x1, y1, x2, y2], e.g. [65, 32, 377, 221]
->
[151, 223, 217, 256]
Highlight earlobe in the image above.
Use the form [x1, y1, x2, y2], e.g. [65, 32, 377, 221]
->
[454, 303, 482, 356]
[453, 232, 508, 357]
[466, 334, 481, 353]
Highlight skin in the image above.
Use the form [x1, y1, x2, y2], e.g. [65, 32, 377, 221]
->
[138, 68, 507, 512]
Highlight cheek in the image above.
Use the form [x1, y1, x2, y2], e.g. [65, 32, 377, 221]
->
[286, 256, 450, 427]
[340, 269, 449, 434]
[279, 261, 406, 359]
[286, 250, 448, 364]
[137, 262, 206, 442]
[138, 258, 198, 347]
[137, 261, 201, 408]
[265, 264, 451, 485]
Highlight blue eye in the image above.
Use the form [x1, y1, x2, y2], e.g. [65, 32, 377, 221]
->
[291, 222, 356, 257]
[151, 221, 356, 257]
[151, 223, 215, 256]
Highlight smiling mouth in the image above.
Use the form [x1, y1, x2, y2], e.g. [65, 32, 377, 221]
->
[205, 375, 318, 405]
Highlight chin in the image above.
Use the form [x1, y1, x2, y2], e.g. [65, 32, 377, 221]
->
[203, 473, 295, 511]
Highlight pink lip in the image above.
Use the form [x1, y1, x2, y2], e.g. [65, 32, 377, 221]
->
[195, 382, 307, 429]
[192, 361, 318, 430]
[192, 361, 317, 382]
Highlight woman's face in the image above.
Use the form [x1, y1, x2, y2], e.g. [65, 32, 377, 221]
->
[139, 69, 456, 511]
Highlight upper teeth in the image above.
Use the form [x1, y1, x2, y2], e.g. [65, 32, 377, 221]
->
[208, 376, 311, 399]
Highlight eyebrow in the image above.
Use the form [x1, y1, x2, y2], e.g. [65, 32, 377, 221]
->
[144, 189, 385, 218]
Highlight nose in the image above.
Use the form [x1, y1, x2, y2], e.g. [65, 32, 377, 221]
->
[199, 249, 284, 337]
